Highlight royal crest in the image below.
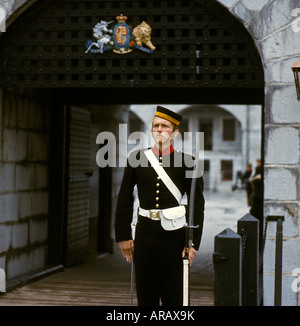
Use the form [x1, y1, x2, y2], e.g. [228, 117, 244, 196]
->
[113, 14, 133, 54]
[85, 14, 156, 54]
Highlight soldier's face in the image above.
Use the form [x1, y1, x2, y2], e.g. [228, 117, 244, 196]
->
[152, 116, 178, 146]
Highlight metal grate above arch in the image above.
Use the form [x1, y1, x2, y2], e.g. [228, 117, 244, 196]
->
[0, 0, 264, 90]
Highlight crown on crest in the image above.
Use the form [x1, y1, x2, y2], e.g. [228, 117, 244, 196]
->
[116, 13, 127, 23]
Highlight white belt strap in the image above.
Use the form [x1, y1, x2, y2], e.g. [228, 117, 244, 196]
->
[144, 149, 182, 204]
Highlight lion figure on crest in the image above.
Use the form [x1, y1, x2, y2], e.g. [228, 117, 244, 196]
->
[133, 21, 156, 51]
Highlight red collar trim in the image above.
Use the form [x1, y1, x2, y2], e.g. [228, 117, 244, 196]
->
[152, 145, 174, 156]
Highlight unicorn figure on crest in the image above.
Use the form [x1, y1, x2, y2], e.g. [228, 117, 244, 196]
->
[85, 20, 114, 53]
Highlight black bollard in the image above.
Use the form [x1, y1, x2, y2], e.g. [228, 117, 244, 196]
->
[237, 213, 259, 306]
[213, 228, 242, 306]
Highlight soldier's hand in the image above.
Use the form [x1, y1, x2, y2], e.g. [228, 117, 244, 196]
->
[119, 240, 134, 263]
[182, 246, 197, 267]
[188, 247, 197, 266]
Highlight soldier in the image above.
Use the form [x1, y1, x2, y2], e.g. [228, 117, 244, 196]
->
[115, 106, 205, 306]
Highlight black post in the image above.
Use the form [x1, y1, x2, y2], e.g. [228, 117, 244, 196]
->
[213, 228, 242, 306]
[237, 213, 259, 306]
[274, 218, 283, 306]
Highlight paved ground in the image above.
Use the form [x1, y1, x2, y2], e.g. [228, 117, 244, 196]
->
[0, 188, 249, 306]
[191, 188, 249, 280]
[0, 247, 214, 306]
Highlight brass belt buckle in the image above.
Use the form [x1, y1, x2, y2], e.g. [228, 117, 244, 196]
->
[150, 210, 159, 219]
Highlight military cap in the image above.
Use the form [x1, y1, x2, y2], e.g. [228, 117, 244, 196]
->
[154, 106, 182, 126]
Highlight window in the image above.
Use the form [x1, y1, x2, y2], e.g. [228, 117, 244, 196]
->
[204, 160, 210, 172]
[199, 119, 213, 150]
[223, 119, 235, 141]
[221, 160, 233, 181]
[129, 112, 143, 134]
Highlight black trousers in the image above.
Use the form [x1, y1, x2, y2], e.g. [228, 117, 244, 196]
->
[133, 216, 185, 306]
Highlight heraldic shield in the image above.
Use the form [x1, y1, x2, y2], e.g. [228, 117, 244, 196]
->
[85, 13, 156, 54]
[113, 14, 132, 54]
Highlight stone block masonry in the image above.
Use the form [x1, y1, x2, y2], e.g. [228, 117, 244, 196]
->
[0, 89, 51, 279]
[217, 0, 300, 306]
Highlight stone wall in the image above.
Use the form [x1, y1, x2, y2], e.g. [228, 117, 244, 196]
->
[0, 88, 50, 280]
[218, 0, 300, 306]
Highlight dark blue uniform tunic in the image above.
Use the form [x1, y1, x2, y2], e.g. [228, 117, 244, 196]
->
[115, 147, 205, 305]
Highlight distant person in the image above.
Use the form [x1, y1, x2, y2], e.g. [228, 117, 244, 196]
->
[247, 159, 261, 204]
[244, 163, 253, 204]
[244, 163, 253, 181]
[249, 175, 263, 251]
[232, 163, 252, 191]
[254, 159, 261, 176]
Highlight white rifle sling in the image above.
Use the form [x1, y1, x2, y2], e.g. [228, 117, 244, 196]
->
[144, 149, 182, 204]
[144, 149, 186, 231]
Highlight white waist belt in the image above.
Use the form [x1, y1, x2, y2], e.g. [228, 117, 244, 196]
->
[138, 207, 161, 220]
[138, 206, 187, 231]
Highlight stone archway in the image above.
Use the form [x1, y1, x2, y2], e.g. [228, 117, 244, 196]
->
[0, 0, 266, 283]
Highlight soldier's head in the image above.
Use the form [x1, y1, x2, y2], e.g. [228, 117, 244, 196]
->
[152, 106, 182, 147]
